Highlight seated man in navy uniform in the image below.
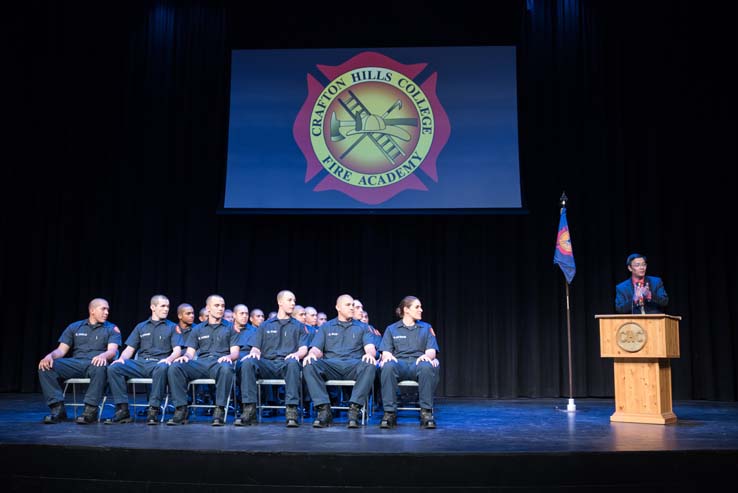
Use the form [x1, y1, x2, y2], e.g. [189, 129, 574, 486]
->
[176, 303, 195, 337]
[379, 295, 440, 429]
[615, 253, 669, 314]
[166, 294, 239, 426]
[232, 303, 255, 408]
[105, 294, 183, 425]
[233, 304, 256, 358]
[38, 298, 121, 424]
[236, 290, 309, 427]
[303, 294, 377, 428]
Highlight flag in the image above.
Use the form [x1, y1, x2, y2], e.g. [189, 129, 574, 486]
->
[554, 207, 576, 284]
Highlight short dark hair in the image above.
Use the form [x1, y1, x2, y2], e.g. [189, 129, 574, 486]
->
[626, 253, 647, 266]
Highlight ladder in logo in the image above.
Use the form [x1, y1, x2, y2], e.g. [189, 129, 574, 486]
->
[338, 90, 406, 164]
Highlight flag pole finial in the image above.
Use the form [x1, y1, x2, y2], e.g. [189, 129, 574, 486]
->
[559, 191, 568, 208]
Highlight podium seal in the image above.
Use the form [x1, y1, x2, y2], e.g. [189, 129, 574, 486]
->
[616, 322, 647, 352]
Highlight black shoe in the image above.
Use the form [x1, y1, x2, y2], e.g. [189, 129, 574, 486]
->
[167, 406, 188, 426]
[379, 411, 397, 429]
[420, 408, 436, 429]
[104, 404, 132, 425]
[146, 406, 160, 425]
[211, 406, 226, 426]
[234, 403, 257, 426]
[75, 404, 99, 424]
[312, 404, 333, 428]
[347, 402, 362, 428]
[285, 405, 299, 427]
[43, 402, 67, 424]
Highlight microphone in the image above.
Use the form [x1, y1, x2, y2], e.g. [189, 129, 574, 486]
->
[633, 281, 646, 314]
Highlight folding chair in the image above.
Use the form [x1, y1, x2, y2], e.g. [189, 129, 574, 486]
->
[397, 380, 422, 413]
[187, 378, 236, 423]
[62, 378, 108, 422]
[256, 378, 303, 423]
[127, 378, 170, 423]
[324, 379, 372, 424]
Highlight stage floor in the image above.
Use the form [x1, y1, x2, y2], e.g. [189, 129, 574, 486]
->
[2, 393, 738, 491]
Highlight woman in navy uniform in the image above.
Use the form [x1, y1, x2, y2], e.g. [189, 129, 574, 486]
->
[379, 295, 439, 429]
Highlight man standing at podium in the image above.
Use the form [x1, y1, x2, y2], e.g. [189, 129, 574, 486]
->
[615, 253, 669, 314]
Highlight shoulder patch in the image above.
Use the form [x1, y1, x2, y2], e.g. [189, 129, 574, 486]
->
[176, 327, 182, 334]
[113, 326, 121, 334]
[429, 327, 436, 337]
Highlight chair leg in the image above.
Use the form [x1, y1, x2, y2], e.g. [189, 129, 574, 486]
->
[97, 396, 106, 422]
[161, 393, 169, 423]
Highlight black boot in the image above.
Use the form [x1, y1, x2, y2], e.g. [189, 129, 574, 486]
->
[347, 402, 362, 428]
[75, 404, 99, 424]
[420, 408, 436, 429]
[211, 406, 226, 426]
[146, 406, 160, 425]
[312, 404, 333, 428]
[234, 403, 257, 426]
[104, 403, 132, 424]
[285, 405, 299, 428]
[43, 402, 67, 424]
[166, 405, 188, 426]
[379, 411, 397, 429]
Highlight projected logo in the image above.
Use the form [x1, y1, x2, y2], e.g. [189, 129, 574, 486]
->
[294, 52, 450, 205]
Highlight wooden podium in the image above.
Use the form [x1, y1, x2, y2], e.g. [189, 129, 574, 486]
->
[596, 314, 681, 424]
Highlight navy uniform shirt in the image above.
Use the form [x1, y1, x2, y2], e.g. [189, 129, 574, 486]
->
[184, 320, 239, 359]
[179, 325, 192, 341]
[251, 316, 310, 360]
[367, 324, 382, 349]
[379, 320, 439, 359]
[311, 318, 374, 360]
[59, 319, 122, 360]
[236, 323, 258, 352]
[306, 324, 320, 346]
[125, 318, 182, 360]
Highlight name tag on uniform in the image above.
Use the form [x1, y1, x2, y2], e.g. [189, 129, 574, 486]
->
[141, 333, 151, 337]
[393, 335, 407, 340]
[76, 333, 88, 337]
[266, 330, 278, 334]
[198, 335, 210, 340]
[328, 332, 339, 337]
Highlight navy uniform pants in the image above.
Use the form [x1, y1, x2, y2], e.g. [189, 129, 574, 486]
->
[303, 358, 376, 407]
[107, 359, 169, 407]
[240, 357, 301, 406]
[380, 359, 439, 412]
[167, 358, 235, 408]
[38, 357, 107, 407]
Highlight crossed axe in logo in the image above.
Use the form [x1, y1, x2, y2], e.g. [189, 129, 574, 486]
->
[329, 93, 418, 162]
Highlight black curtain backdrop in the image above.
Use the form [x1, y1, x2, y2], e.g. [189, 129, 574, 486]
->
[3, 1, 736, 400]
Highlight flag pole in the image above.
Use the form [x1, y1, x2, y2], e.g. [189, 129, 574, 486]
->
[564, 278, 575, 412]
[560, 192, 576, 412]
